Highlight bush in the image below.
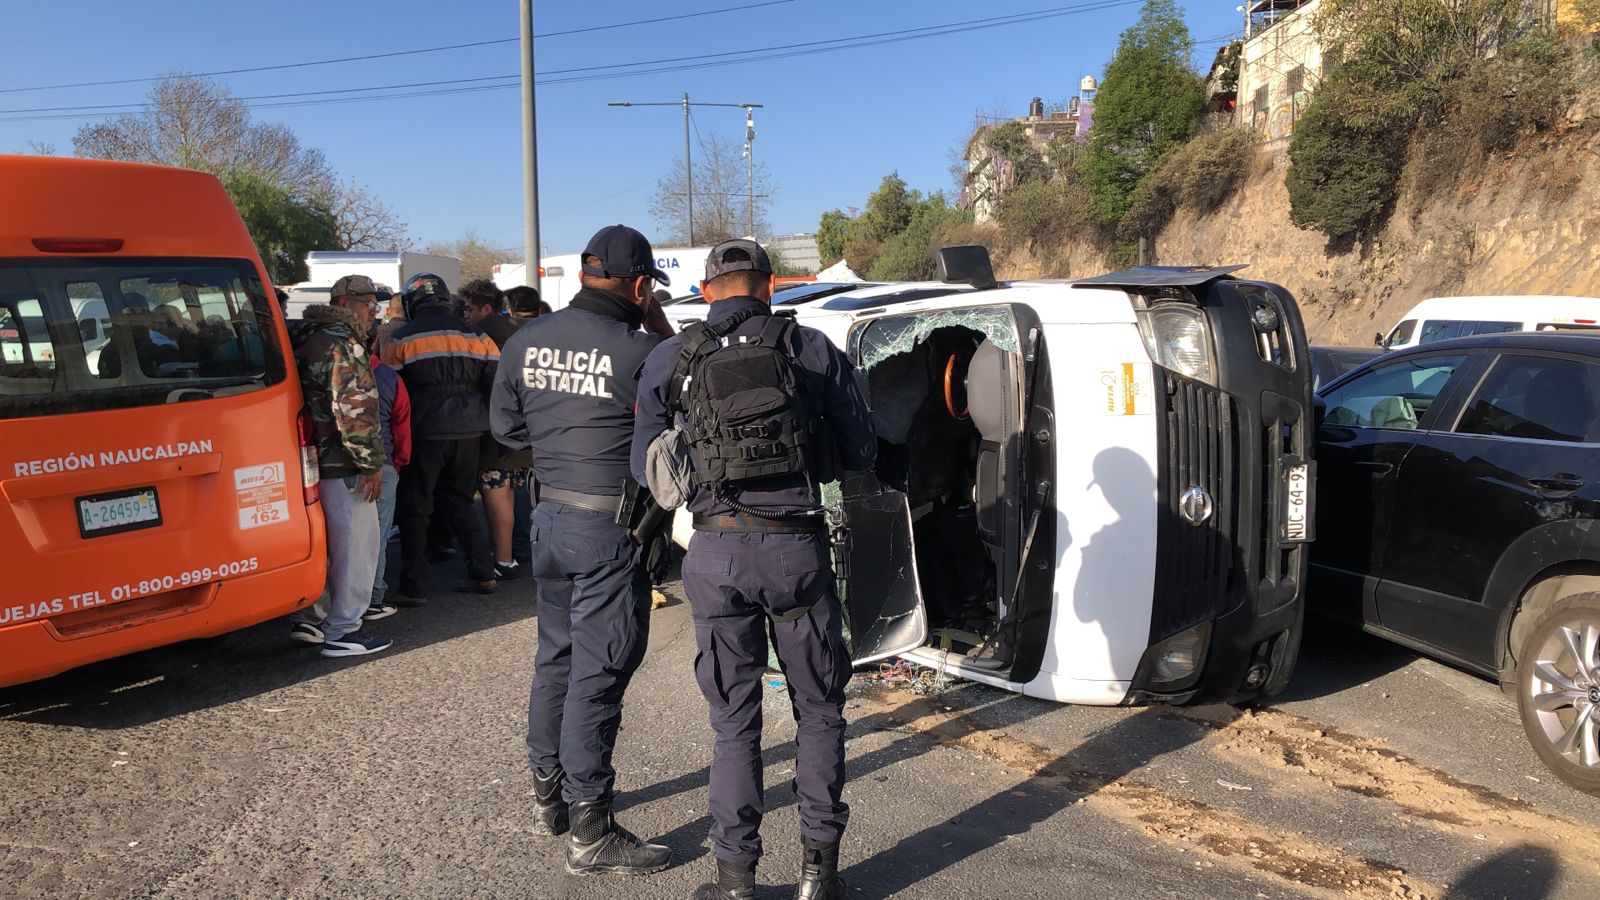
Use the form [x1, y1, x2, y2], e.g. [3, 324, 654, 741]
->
[868, 199, 971, 282]
[1119, 127, 1250, 240]
[1286, 88, 1407, 241]
[995, 179, 1093, 253]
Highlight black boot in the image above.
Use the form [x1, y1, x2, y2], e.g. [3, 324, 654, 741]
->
[565, 799, 673, 876]
[530, 768, 568, 837]
[693, 858, 757, 900]
[794, 841, 846, 900]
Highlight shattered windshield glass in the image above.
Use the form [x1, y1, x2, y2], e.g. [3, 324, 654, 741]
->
[854, 305, 1020, 369]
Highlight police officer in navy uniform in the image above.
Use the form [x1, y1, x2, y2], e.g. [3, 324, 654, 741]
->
[632, 240, 876, 900]
[490, 224, 676, 877]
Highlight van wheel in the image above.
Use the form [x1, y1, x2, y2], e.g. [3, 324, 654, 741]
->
[1515, 593, 1600, 795]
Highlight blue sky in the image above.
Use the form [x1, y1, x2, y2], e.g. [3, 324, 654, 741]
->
[0, 1, 1241, 256]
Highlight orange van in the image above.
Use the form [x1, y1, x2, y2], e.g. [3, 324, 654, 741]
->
[0, 155, 326, 687]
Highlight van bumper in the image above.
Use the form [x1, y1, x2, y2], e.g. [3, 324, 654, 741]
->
[0, 560, 324, 689]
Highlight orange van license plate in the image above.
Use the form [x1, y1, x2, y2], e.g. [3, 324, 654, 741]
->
[77, 487, 162, 538]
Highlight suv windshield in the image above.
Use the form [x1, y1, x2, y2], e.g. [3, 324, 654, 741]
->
[0, 258, 285, 420]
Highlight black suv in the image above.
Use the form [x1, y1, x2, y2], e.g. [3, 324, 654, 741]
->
[1311, 332, 1600, 793]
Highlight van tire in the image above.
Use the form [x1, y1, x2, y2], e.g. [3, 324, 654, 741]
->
[1515, 592, 1600, 796]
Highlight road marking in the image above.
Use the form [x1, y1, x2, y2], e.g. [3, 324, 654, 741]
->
[855, 688, 1436, 899]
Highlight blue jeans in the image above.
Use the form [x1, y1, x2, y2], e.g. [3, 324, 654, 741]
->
[371, 465, 399, 605]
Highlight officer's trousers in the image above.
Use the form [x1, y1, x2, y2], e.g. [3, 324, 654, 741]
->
[526, 502, 651, 803]
[681, 530, 852, 866]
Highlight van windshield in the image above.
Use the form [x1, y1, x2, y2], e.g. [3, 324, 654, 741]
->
[0, 258, 286, 420]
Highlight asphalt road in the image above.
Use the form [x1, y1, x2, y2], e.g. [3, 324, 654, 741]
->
[2, 565, 1598, 900]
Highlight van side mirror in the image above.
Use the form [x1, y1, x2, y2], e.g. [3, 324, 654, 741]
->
[79, 319, 98, 343]
[1313, 395, 1327, 429]
[1373, 331, 1384, 348]
[936, 246, 997, 290]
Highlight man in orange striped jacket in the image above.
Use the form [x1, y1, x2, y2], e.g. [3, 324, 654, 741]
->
[383, 273, 502, 604]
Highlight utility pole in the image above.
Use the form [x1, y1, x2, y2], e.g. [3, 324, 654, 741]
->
[519, 0, 540, 288]
[683, 93, 692, 245]
[741, 105, 756, 237]
[609, 97, 763, 245]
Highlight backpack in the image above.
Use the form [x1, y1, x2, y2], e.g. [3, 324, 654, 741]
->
[666, 308, 817, 505]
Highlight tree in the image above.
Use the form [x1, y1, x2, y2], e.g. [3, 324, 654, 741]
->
[867, 194, 971, 282]
[221, 170, 338, 285]
[425, 231, 519, 287]
[329, 180, 409, 251]
[72, 75, 402, 251]
[649, 134, 773, 245]
[74, 77, 335, 201]
[1082, 0, 1206, 224]
[816, 209, 851, 267]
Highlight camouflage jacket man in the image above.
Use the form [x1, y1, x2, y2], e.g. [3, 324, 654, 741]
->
[289, 304, 386, 479]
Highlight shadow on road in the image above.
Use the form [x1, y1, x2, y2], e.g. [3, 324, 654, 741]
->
[1445, 845, 1560, 899]
[1274, 616, 1419, 702]
[0, 546, 538, 729]
[626, 678, 1231, 884]
[842, 688, 1233, 897]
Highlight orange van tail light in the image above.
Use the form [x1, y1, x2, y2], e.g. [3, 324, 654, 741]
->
[32, 237, 124, 253]
[296, 410, 321, 505]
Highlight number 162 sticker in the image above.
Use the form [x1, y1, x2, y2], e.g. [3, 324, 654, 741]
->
[234, 462, 291, 531]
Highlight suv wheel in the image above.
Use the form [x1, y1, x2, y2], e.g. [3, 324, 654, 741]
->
[1516, 592, 1600, 795]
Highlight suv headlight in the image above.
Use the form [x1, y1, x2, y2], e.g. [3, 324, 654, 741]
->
[1136, 303, 1215, 385]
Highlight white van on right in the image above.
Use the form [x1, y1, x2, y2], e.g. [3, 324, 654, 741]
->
[1379, 295, 1600, 350]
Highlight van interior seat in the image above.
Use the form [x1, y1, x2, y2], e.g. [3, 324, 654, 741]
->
[966, 338, 1017, 546]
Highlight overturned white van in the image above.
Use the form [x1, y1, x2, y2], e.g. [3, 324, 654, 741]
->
[671, 250, 1316, 706]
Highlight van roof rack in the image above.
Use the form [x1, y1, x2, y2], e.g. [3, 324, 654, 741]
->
[1072, 264, 1248, 289]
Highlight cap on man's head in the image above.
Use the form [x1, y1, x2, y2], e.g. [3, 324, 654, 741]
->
[704, 239, 773, 281]
[581, 224, 670, 287]
[331, 274, 379, 300]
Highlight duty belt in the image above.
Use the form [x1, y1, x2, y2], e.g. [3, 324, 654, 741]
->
[540, 487, 624, 516]
[692, 513, 825, 535]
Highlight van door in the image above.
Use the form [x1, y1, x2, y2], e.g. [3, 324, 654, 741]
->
[834, 471, 927, 664]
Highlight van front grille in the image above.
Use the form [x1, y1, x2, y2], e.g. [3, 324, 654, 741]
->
[1151, 373, 1237, 641]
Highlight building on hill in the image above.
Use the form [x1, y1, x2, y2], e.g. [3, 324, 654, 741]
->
[1237, 0, 1324, 144]
[962, 76, 1098, 223]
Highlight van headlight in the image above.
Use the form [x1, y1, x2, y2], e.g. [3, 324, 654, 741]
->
[1147, 621, 1212, 687]
[1136, 304, 1215, 385]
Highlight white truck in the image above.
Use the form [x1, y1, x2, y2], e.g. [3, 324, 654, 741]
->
[284, 251, 461, 319]
[493, 245, 713, 312]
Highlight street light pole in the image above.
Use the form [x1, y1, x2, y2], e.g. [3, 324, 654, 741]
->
[609, 98, 764, 246]
[519, 0, 540, 288]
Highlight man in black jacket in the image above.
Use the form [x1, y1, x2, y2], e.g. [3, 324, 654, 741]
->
[383, 273, 501, 604]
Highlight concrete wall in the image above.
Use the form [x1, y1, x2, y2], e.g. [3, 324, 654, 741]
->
[1238, 0, 1324, 143]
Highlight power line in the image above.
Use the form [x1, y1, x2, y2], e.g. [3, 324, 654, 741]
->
[0, 0, 1142, 124]
[0, 0, 796, 96]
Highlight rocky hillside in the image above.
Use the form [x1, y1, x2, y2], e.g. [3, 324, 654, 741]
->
[993, 83, 1600, 347]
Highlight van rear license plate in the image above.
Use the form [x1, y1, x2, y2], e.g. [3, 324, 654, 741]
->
[77, 487, 161, 538]
[1282, 462, 1312, 543]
